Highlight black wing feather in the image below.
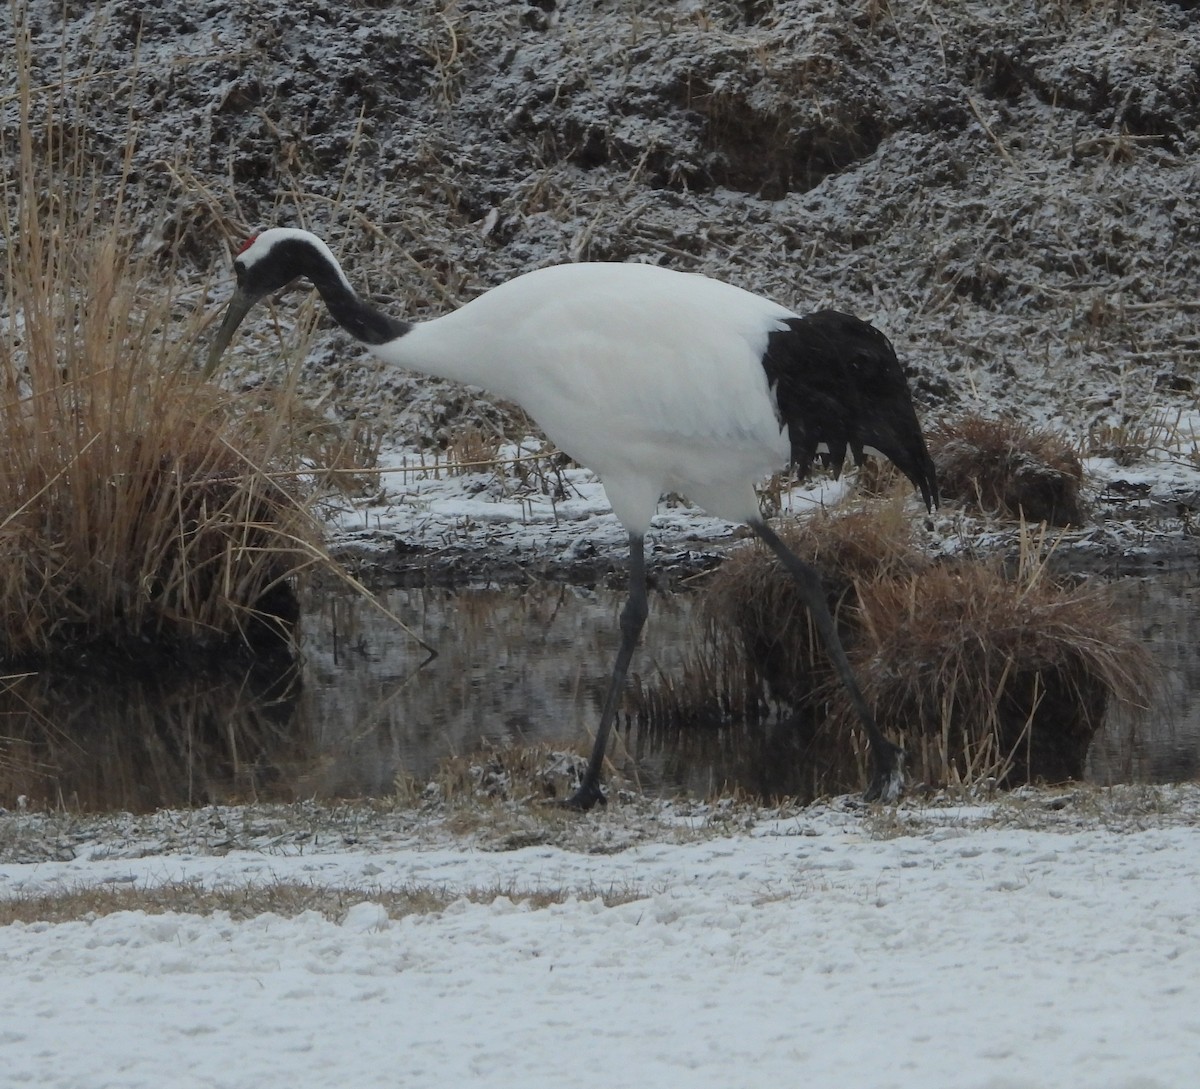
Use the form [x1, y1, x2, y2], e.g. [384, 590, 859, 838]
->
[761, 310, 939, 510]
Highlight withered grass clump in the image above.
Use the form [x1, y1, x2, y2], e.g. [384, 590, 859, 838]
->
[0, 31, 331, 664]
[701, 501, 929, 707]
[399, 741, 593, 806]
[929, 415, 1084, 525]
[633, 506, 1151, 798]
[0, 225, 327, 661]
[850, 552, 1152, 789]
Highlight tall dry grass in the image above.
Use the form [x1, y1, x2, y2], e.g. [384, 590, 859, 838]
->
[0, 13, 331, 663]
[633, 503, 1153, 798]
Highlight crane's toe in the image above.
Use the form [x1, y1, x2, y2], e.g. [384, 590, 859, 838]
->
[561, 778, 608, 812]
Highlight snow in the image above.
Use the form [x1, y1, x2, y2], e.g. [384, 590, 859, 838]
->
[327, 439, 853, 563]
[3, 790, 1199, 1088]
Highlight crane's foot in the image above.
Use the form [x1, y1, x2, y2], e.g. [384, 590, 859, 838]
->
[863, 742, 906, 804]
[561, 777, 607, 812]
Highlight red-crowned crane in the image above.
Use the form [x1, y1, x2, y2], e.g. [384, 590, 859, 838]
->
[206, 228, 939, 810]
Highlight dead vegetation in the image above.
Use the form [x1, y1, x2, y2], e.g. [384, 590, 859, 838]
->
[849, 544, 1150, 790]
[927, 415, 1085, 525]
[0, 877, 642, 928]
[0, 246, 315, 659]
[441, 425, 576, 499]
[0, 24, 368, 667]
[395, 740, 596, 808]
[633, 504, 1153, 799]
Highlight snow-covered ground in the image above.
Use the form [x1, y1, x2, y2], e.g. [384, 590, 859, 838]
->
[2, 789, 1198, 1089]
[326, 439, 859, 571]
[325, 436, 1200, 570]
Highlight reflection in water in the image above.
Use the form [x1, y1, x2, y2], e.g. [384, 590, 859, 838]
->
[1, 574, 1197, 812]
[1088, 575, 1200, 785]
[0, 655, 304, 811]
[294, 585, 692, 799]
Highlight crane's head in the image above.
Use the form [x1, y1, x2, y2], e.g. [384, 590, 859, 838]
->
[204, 228, 348, 376]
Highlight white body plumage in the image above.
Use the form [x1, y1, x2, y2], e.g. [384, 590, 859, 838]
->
[384, 262, 794, 531]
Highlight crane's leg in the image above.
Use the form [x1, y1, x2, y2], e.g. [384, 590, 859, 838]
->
[749, 519, 904, 803]
[564, 533, 648, 811]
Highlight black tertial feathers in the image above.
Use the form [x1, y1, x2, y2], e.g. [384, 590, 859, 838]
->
[761, 310, 939, 510]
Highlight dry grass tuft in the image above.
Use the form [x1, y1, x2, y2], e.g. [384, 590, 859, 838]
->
[928, 415, 1084, 525]
[633, 504, 1152, 799]
[694, 500, 927, 707]
[444, 424, 507, 472]
[0, 23, 345, 665]
[849, 547, 1153, 789]
[631, 501, 930, 799]
[398, 740, 594, 807]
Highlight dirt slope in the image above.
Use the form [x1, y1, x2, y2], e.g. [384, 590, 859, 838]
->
[7, 0, 1200, 449]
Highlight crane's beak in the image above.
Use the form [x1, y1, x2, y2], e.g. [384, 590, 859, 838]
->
[203, 287, 258, 378]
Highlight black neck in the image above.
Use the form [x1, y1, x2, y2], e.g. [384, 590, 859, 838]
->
[309, 261, 412, 347]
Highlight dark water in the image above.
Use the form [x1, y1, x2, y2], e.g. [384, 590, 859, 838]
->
[1087, 574, 1200, 785]
[293, 583, 692, 800]
[2, 573, 1198, 812]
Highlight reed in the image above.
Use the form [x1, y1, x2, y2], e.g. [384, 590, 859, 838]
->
[0, 15, 329, 664]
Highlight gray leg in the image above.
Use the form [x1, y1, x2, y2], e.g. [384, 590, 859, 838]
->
[565, 533, 648, 810]
[750, 519, 904, 803]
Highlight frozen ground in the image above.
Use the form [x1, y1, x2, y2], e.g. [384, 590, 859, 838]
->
[325, 438, 866, 581]
[320, 435, 1200, 590]
[2, 787, 1199, 1088]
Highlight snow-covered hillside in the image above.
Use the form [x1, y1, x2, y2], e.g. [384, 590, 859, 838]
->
[8, 0, 1200, 452]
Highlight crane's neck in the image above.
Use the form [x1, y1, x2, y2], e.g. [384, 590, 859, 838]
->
[307, 255, 499, 391]
[308, 259, 412, 347]
[297, 240, 497, 391]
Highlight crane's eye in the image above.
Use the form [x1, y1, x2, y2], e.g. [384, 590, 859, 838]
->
[236, 234, 258, 256]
